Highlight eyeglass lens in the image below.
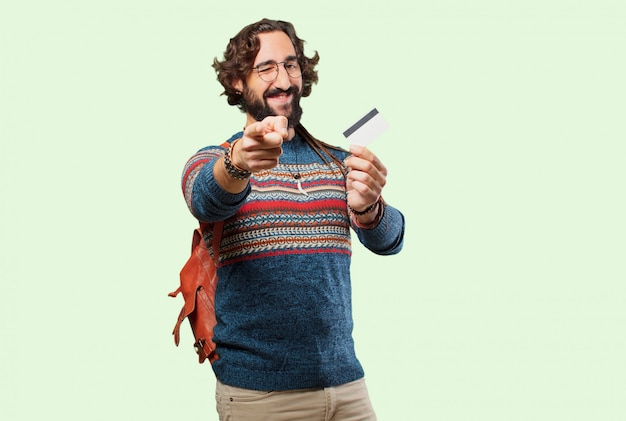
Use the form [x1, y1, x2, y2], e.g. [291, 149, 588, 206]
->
[256, 61, 301, 82]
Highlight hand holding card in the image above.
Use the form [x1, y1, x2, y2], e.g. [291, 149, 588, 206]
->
[343, 110, 389, 220]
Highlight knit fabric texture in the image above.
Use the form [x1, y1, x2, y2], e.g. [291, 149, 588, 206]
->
[181, 132, 405, 391]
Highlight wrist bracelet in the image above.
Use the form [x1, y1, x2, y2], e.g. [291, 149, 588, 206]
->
[348, 198, 379, 216]
[224, 140, 251, 180]
[350, 196, 385, 229]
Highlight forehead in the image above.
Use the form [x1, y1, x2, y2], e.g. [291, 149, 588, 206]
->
[254, 31, 297, 65]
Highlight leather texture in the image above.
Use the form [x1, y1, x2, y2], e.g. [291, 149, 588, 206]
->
[169, 221, 224, 364]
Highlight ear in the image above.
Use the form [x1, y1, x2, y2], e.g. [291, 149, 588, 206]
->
[233, 79, 244, 93]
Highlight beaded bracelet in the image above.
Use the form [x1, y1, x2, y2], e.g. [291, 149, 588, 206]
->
[350, 196, 385, 230]
[348, 202, 377, 216]
[224, 139, 251, 180]
[348, 195, 382, 215]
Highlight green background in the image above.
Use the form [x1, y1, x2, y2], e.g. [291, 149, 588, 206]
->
[2, 1, 625, 420]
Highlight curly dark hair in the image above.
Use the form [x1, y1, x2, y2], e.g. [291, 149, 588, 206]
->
[212, 19, 320, 111]
[213, 19, 344, 171]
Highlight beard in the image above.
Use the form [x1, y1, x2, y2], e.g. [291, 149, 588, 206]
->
[242, 85, 303, 128]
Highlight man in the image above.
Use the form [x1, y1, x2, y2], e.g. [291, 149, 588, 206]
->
[181, 18, 405, 420]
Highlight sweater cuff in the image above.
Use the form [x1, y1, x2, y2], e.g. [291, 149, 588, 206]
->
[353, 204, 405, 255]
[191, 159, 251, 221]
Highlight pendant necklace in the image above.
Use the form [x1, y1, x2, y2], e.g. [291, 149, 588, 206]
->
[294, 173, 307, 195]
[291, 141, 308, 196]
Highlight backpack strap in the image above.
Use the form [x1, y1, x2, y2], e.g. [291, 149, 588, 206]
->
[199, 221, 224, 265]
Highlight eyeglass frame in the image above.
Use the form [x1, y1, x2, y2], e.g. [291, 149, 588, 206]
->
[252, 57, 302, 82]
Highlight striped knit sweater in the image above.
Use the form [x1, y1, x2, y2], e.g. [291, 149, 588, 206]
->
[182, 131, 405, 391]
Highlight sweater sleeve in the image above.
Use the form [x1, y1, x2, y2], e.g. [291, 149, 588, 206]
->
[352, 204, 405, 255]
[181, 142, 251, 223]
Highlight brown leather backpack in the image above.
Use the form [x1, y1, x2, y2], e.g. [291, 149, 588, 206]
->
[169, 221, 224, 364]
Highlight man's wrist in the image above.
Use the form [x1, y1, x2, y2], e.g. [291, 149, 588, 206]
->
[224, 139, 251, 180]
[348, 201, 377, 216]
[349, 196, 385, 229]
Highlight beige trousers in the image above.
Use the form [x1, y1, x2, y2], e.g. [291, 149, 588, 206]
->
[215, 378, 377, 421]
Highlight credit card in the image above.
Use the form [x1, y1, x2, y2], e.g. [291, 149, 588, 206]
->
[343, 108, 389, 146]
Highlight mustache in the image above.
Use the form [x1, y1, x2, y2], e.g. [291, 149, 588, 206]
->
[264, 86, 299, 98]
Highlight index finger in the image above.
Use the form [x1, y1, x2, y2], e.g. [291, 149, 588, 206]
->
[348, 145, 387, 174]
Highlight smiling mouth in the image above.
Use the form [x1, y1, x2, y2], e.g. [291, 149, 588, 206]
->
[265, 87, 297, 102]
[268, 94, 291, 105]
[267, 93, 291, 104]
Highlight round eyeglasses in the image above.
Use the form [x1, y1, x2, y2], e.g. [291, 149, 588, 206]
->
[253, 60, 302, 82]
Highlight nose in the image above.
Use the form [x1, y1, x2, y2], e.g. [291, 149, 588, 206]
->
[273, 63, 291, 89]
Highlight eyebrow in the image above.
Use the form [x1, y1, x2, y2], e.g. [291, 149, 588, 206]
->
[254, 55, 298, 68]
